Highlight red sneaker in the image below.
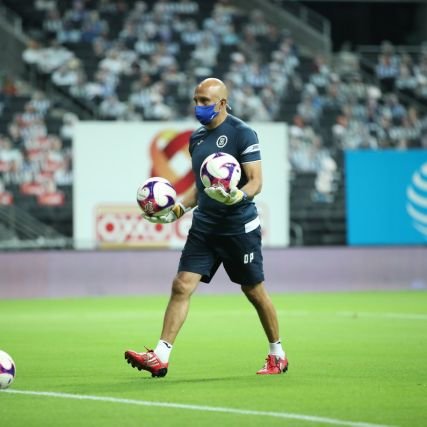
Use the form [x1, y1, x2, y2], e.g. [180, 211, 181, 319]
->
[256, 354, 288, 375]
[124, 348, 168, 378]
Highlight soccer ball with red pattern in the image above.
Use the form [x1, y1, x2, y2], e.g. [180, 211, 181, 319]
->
[137, 177, 176, 217]
[0, 350, 16, 389]
[200, 152, 241, 192]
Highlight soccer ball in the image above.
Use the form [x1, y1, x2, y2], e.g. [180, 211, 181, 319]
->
[200, 152, 241, 192]
[137, 177, 176, 217]
[0, 350, 16, 389]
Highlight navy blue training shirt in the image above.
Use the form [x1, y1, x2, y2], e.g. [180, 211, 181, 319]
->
[189, 114, 261, 235]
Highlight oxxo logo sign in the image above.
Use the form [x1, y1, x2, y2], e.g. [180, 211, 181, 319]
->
[96, 206, 192, 248]
[406, 161, 427, 238]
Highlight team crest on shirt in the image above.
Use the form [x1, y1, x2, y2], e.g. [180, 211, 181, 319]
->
[216, 135, 228, 148]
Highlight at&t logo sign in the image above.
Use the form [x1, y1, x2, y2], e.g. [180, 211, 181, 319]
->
[406, 161, 427, 238]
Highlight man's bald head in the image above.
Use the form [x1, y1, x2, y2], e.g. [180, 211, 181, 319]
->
[195, 78, 228, 101]
[193, 77, 230, 128]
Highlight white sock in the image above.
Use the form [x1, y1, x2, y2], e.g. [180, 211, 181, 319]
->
[154, 340, 173, 363]
[269, 339, 285, 359]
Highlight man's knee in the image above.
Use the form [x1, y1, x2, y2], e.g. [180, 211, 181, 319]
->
[241, 282, 266, 305]
[171, 273, 198, 297]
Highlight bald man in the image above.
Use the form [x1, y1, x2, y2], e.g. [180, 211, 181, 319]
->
[125, 78, 288, 377]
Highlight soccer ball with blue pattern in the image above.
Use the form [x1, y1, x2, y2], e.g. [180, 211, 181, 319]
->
[200, 152, 241, 192]
[137, 177, 177, 217]
[0, 350, 16, 389]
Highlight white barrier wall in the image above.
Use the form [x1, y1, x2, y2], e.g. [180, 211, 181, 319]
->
[73, 121, 289, 249]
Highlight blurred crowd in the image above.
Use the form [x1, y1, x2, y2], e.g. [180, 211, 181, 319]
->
[375, 40, 427, 100]
[1, 0, 427, 208]
[21, 0, 300, 122]
[289, 43, 427, 165]
[0, 76, 74, 206]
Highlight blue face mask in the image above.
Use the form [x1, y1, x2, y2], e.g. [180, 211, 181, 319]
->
[194, 102, 220, 125]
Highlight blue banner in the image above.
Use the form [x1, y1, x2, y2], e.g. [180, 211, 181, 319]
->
[345, 150, 427, 245]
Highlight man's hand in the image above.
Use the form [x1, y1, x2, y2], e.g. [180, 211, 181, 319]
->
[142, 202, 187, 224]
[204, 186, 247, 205]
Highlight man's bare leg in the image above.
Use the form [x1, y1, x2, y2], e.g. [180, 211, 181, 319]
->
[160, 271, 201, 344]
[241, 282, 280, 342]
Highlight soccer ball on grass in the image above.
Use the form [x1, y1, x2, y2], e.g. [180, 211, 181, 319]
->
[0, 350, 16, 389]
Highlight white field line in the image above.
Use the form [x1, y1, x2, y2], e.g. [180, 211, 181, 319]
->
[335, 311, 427, 320]
[2, 389, 396, 427]
[275, 311, 427, 321]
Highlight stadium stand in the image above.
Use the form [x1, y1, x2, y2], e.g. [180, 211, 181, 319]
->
[1, 0, 426, 247]
[0, 72, 73, 246]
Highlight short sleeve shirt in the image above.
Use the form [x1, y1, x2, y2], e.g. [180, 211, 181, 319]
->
[189, 114, 261, 235]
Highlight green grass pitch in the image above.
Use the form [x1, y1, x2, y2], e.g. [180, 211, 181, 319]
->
[0, 290, 426, 427]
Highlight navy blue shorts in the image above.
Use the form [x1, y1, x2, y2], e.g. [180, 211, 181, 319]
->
[178, 227, 264, 286]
